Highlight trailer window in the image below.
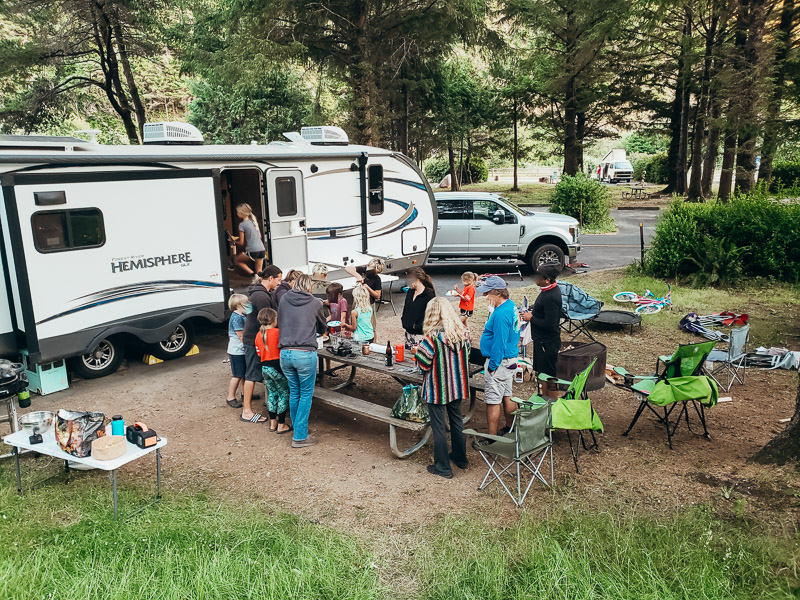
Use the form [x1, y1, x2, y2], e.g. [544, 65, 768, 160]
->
[275, 177, 297, 216]
[368, 165, 384, 215]
[32, 209, 104, 253]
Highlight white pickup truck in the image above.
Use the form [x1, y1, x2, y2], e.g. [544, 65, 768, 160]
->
[429, 192, 580, 271]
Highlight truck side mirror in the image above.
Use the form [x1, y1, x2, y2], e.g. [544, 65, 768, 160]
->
[492, 209, 504, 224]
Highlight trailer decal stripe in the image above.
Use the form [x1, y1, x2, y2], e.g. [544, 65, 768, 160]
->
[306, 198, 418, 240]
[385, 177, 427, 190]
[36, 280, 222, 325]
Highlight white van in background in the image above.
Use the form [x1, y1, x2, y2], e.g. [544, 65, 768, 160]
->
[599, 149, 634, 184]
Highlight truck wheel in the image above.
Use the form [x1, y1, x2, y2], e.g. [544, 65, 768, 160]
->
[69, 338, 125, 379]
[529, 244, 566, 272]
[147, 322, 196, 360]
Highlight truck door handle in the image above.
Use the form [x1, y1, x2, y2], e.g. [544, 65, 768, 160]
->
[437, 226, 441, 230]
[470, 226, 482, 230]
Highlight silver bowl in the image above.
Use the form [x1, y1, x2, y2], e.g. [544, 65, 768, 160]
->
[19, 411, 54, 436]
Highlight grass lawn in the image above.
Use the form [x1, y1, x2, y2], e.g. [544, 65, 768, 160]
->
[0, 465, 798, 599]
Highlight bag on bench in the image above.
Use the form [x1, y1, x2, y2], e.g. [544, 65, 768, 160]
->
[390, 384, 429, 423]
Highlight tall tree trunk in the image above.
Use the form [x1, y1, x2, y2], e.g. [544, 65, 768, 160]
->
[348, 1, 375, 145]
[688, 11, 719, 201]
[718, 102, 737, 201]
[758, 0, 795, 184]
[512, 97, 519, 191]
[563, 80, 580, 176]
[577, 111, 586, 173]
[447, 135, 459, 191]
[90, 1, 139, 144]
[112, 6, 146, 142]
[734, 0, 766, 194]
[464, 136, 473, 185]
[664, 9, 692, 195]
[701, 9, 730, 197]
[754, 382, 800, 464]
[400, 79, 410, 156]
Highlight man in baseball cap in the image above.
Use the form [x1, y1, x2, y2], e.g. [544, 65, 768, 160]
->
[477, 276, 519, 436]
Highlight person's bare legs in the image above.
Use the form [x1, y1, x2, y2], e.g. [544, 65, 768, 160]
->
[503, 396, 516, 430]
[253, 257, 264, 274]
[241, 379, 256, 417]
[235, 253, 254, 275]
[487, 404, 502, 435]
[227, 376, 241, 401]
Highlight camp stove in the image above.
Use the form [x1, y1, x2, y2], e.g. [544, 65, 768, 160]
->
[0, 360, 27, 399]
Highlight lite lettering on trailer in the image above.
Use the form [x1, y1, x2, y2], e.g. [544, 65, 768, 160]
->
[110, 252, 192, 273]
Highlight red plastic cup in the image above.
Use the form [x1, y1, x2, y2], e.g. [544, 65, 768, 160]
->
[395, 344, 405, 362]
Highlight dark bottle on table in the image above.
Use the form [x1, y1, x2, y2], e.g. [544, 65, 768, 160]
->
[385, 339, 393, 367]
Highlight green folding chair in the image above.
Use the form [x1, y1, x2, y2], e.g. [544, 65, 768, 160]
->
[537, 359, 604, 473]
[616, 341, 718, 449]
[464, 399, 553, 507]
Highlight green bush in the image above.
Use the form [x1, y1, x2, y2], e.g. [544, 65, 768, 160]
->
[423, 156, 488, 184]
[623, 132, 669, 154]
[550, 173, 612, 228]
[644, 191, 800, 284]
[768, 162, 800, 191]
[631, 152, 669, 184]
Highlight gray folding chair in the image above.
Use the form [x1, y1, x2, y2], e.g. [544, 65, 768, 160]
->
[464, 399, 553, 507]
[706, 324, 749, 392]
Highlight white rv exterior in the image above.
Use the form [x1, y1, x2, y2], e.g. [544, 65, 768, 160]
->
[599, 148, 634, 184]
[0, 130, 436, 379]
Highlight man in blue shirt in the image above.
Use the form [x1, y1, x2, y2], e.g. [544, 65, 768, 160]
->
[477, 276, 519, 435]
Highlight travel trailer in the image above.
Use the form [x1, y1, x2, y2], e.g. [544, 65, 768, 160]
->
[0, 125, 436, 383]
[599, 149, 634, 184]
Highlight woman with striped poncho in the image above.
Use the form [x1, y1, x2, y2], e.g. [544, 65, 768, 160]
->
[414, 297, 470, 479]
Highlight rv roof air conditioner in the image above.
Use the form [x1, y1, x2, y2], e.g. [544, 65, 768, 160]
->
[300, 126, 349, 146]
[143, 122, 204, 145]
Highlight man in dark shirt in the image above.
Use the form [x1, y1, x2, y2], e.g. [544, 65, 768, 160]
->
[241, 264, 282, 422]
[521, 262, 562, 397]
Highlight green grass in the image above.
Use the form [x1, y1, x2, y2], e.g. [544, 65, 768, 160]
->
[461, 182, 554, 205]
[0, 469, 384, 600]
[0, 468, 798, 598]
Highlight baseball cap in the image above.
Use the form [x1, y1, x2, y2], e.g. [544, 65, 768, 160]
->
[476, 275, 508, 294]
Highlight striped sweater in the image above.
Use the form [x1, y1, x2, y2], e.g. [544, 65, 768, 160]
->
[415, 332, 470, 405]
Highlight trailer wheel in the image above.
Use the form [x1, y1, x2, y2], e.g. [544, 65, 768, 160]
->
[529, 243, 565, 272]
[70, 338, 125, 379]
[147, 322, 196, 360]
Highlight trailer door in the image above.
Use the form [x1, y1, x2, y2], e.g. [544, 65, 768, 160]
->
[1, 169, 226, 364]
[263, 168, 308, 270]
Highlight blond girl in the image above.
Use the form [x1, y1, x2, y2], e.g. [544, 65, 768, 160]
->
[453, 271, 477, 326]
[342, 285, 374, 343]
[232, 203, 266, 275]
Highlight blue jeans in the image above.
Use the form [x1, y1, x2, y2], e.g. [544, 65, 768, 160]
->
[280, 349, 318, 441]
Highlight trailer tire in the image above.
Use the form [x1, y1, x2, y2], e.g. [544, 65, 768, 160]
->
[70, 338, 125, 379]
[147, 322, 196, 360]
[528, 243, 565, 272]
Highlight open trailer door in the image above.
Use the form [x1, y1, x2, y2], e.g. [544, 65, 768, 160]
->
[263, 168, 308, 270]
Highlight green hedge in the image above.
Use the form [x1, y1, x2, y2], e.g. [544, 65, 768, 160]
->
[768, 162, 800, 191]
[644, 191, 800, 283]
[631, 152, 669, 184]
[424, 156, 488, 184]
[550, 174, 612, 228]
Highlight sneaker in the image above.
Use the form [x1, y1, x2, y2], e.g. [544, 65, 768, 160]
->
[292, 436, 318, 448]
[427, 465, 453, 479]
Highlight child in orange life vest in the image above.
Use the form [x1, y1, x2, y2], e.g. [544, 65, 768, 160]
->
[453, 271, 477, 327]
[255, 308, 291, 433]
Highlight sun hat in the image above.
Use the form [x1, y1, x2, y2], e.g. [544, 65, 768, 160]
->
[476, 275, 508, 294]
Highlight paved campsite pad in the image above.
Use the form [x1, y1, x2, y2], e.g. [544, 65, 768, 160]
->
[15, 272, 800, 529]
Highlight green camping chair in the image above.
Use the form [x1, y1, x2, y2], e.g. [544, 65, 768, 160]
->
[616, 341, 718, 449]
[537, 358, 604, 473]
[464, 399, 553, 507]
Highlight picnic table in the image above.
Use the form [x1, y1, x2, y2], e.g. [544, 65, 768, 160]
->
[4, 429, 166, 519]
[621, 186, 651, 200]
[315, 346, 484, 458]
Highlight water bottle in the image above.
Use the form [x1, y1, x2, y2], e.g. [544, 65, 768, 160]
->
[111, 415, 124, 436]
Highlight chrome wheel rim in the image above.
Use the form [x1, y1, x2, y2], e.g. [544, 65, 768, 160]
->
[81, 340, 115, 371]
[538, 250, 560, 265]
[159, 325, 187, 353]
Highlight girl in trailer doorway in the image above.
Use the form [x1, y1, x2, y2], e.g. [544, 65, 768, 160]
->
[232, 203, 266, 276]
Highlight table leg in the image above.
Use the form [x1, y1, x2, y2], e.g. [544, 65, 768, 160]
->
[112, 469, 118, 520]
[156, 449, 162, 499]
[388, 281, 397, 315]
[14, 447, 22, 495]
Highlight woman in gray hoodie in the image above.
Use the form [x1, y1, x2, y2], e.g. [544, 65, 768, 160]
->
[278, 273, 327, 448]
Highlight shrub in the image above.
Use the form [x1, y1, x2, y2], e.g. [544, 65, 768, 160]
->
[623, 132, 669, 154]
[550, 174, 612, 228]
[632, 152, 669, 184]
[423, 156, 488, 184]
[769, 162, 800, 191]
[644, 190, 800, 284]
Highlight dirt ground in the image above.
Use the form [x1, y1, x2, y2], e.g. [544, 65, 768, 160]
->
[11, 272, 800, 529]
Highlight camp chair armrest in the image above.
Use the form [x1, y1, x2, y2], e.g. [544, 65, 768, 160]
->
[463, 429, 509, 444]
[511, 395, 547, 408]
[537, 373, 571, 386]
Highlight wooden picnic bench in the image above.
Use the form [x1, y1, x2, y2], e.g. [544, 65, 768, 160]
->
[315, 347, 485, 458]
[621, 186, 651, 200]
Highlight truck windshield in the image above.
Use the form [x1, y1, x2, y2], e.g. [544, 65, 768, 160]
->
[615, 162, 633, 170]
[497, 197, 526, 216]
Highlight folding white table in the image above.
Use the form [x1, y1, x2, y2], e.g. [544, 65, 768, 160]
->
[3, 430, 167, 519]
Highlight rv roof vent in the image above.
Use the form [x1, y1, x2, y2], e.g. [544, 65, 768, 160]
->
[300, 126, 349, 146]
[143, 122, 204, 145]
